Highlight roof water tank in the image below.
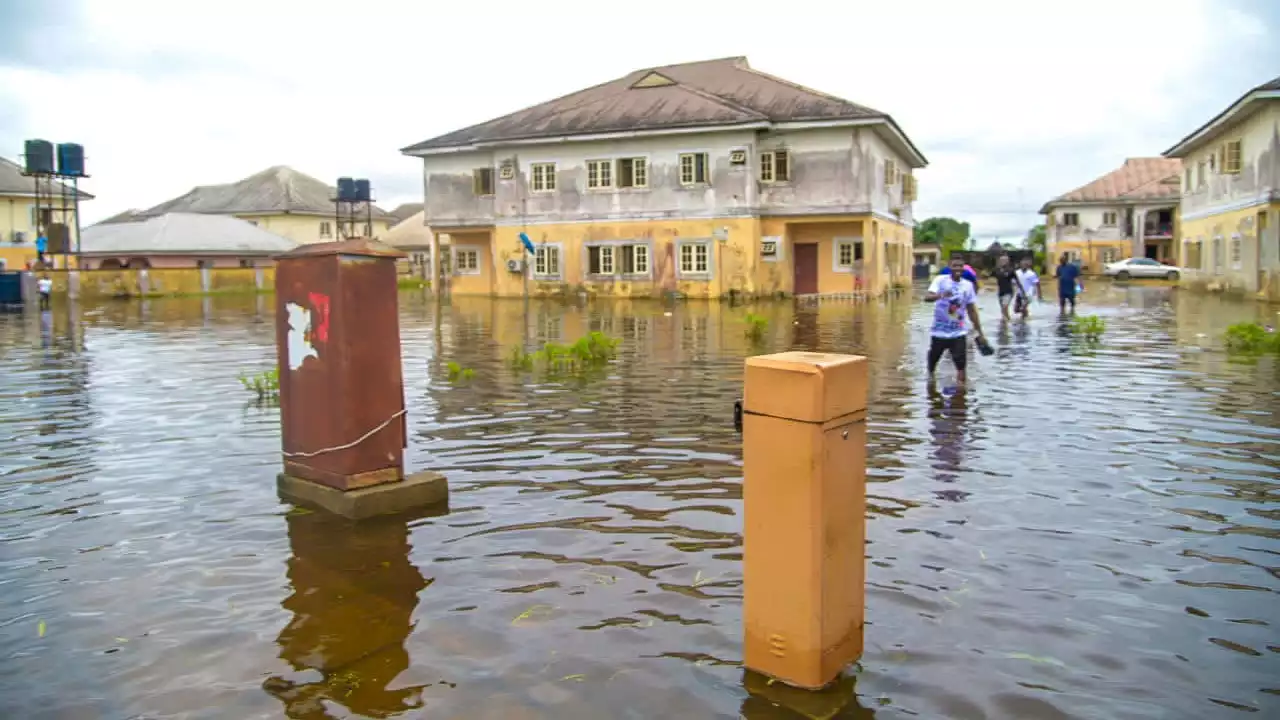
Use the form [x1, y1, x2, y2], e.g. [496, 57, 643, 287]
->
[56, 143, 85, 177]
[354, 179, 371, 203]
[23, 140, 54, 175]
[336, 177, 356, 202]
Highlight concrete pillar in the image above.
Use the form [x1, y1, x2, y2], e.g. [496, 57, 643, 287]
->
[67, 271, 80, 300]
[200, 267, 211, 294]
[138, 269, 150, 296]
[274, 238, 447, 520]
[255, 267, 265, 291]
[742, 351, 868, 689]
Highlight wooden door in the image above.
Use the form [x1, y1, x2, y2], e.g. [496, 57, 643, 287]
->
[794, 244, 818, 295]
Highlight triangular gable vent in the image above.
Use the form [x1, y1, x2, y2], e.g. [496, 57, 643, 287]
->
[631, 72, 676, 88]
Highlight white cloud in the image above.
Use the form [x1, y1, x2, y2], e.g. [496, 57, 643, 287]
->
[3, 0, 1273, 239]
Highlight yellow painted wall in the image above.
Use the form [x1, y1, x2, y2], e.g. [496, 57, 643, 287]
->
[35, 267, 275, 298]
[1, 194, 87, 270]
[240, 212, 392, 245]
[1052, 239, 1131, 274]
[1178, 201, 1280, 300]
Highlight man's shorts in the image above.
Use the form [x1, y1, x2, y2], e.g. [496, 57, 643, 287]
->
[999, 293, 1013, 309]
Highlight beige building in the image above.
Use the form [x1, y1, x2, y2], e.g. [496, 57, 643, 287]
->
[0, 156, 94, 270]
[1040, 157, 1181, 274]
[1163, 74, 1280, 300]
[133, 166, 395, 245]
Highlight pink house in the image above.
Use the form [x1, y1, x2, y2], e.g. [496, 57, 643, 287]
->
[80, 212, 297, 269]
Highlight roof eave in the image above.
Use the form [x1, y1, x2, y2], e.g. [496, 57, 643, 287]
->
[1163, 90, 1280, 157]
[1040, 196, 1180, 213]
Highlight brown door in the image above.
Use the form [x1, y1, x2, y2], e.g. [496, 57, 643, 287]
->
[794, 244, 818, 294]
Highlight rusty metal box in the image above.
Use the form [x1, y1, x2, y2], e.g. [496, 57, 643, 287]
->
[274, 239, 407, 490]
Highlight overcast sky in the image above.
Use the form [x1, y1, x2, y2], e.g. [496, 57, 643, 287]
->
[2, 0, 1276, 242]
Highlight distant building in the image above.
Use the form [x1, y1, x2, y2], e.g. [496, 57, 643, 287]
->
[136, 166, 395, 245]
[1039, 157, 1181, 274]
[80, 212, 297, 269]
[388, 203, 424, 227]
[382, 209, 441, 278]
[1163, 74, 1280, 299]
[0, 156, 94, 270]
[402, 56, 926, 299]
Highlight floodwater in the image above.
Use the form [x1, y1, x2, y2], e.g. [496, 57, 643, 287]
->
[1, 284, 1277, 720]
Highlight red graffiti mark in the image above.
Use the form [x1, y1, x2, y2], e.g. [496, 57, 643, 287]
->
[308, 292, 330, 342]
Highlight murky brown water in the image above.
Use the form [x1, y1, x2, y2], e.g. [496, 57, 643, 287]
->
[1, 285, 1277, 719]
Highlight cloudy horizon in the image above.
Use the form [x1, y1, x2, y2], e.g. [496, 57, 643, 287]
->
[2, 0, 1276, 244]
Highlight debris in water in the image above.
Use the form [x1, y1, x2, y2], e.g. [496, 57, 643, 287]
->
[37, 620, 46, 638]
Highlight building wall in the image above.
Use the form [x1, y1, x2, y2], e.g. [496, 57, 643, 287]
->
[1, 194, 88, 269]
[35, 267, 276, 298]
[1174, 102, 1280, 298]
[1044, 201, 1178, 271]
[238, 212, 392, 245]
[80, 254, 278, 270]
[420, 126, 916, 227]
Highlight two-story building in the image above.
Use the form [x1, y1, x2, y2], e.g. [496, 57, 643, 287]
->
[137, 165, 394, 246]
[1039, 157, 1181, 275]
[1163, 74, 1280, 300]
[1, 156, 94, 270]
[401, 57, 927, 299]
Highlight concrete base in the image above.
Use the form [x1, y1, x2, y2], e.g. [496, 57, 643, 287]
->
[277, 470, 448, 520]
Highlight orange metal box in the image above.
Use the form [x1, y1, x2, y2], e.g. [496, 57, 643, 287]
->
[274, 239, 407, 490]
[742, 351, 868, 689]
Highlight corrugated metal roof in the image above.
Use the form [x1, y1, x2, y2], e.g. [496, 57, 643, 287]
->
[384, 210, 432, 248]
[139, 166, 392, 219]
[402, 57, 893, 153]
[0, 157, 95, 199]
[1041, 158, 1182, 211]
[388, 202, 424, 226]
[81, 213, 298, 255]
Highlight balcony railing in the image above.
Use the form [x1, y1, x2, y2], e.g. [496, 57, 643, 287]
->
[1144, 223, 1174, 237]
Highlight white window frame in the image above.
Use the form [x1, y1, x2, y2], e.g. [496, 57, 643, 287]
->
[676, 239, 713, 278]
[678, 151, 711, 187]
[761, 235, 784, 263]
[473, 167, 495, 196]
[319, 221, 332, 238]
[760, 149, 791, 183]
[533, 242, 563, 279]
[586, 159, 614, 190]
[1062, 212, 1080, 227]
[1213, 235, 1223, 271]
[530, 163, 557, 193]
[1101, 211, 1117, 226]
[1101, 248, 1118, 264]
[832, 237, 863, 273]
[1230, 233, 1242, 270]
[453, 245, 482, 275]
[616, 156, 649, 189]
[583, 240, 653, 279]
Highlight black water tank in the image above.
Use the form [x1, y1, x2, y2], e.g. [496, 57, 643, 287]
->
[56, 143, 85, 177]
[24, 140, 54, 175]
[336, 177, 356, 202]
[354, 179, 371, 203]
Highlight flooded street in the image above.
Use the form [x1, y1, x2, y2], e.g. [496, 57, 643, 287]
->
[1, 285, 1277, 719]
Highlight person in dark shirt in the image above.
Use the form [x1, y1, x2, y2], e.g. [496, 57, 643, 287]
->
[993, 254, 1016, 320]
[1056, 253, 1082, 314]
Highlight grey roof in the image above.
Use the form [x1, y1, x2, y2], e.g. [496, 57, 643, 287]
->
[81, 213, 298, 256]
[384, 209, 432, 248]
[1164, 74, 1280, 157]
[402, 56, 925, 164]
[96, 208, 146, 224]
[0, 156, 94, 198]
[140, 165, 392, 219]
[389, 202, 424, 225]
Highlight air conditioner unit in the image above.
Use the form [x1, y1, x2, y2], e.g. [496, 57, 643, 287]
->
[506, 258, 524, 273]
[11, 231, 25, 244]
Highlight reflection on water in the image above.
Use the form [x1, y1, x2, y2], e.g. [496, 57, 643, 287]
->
[0, 286, 1277, 719]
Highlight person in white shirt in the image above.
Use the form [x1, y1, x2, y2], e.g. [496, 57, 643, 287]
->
[1013, 258, 1042, 319]
[37, 275, 53, 310]
[924, 257, 987, 384]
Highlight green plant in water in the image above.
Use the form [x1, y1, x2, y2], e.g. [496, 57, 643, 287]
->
[743, 312, 769, 341]
[1069, 314, 1106, 342]
[239, 367, 279, 400]
[445, 361, 475, 382]
[1224, 322, 1280, 353]
[510, 332, 620, 375]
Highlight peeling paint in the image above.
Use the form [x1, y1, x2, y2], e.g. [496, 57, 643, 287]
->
[285, 302, 320, 370]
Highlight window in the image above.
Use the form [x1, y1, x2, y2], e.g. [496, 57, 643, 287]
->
[534, 244, 561, 277]
[473, 167, 494, 196]
[679, 153, 709, 185]
[319, 221, 332, 238]
[1101, 248, 1118, 263]
[1213, 236, 1223, 271]
[587, 245, 615, 274]
[587, 159, 613, 189]
[30, 207, 52, 229]
[1184, 240, 1202, 269]
[618, 157, 647, 188]
[620, 244, 649, 275]
[760, 150, 790, 183]
[902, 174, 918, 202]
[1062, 212, 1080, 227]
[1230, 235, 1242, 268]
[239, 259, 255, 268]
[836, 241, 855, 268]
[1184, 167, 1192, 192]
[1196, 161, 1206, 188]
[1207, 152, 1216, 173]
[1102, 211, 1118, 226]
[454, 247, 480, 274]
[678, 241, 710, 275]
[531, 163, 557, 192]
[884, 159, 899, 186]
[364, 223, 372, 237]
[1222, 140, 1242, 174]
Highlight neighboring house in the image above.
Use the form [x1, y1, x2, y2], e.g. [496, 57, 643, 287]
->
[1163, 74, 1280, 299]
[1039, 158, 1182, 275]
[912, 242, 941, 277]
[0, 156, 95, 270]
[136, 166, 394, 245]
[382, 209, 443, 277]
[96, 208, 147, 225]
[400, 56, 927, 299]
[388, 203, 424, 227]
[80, 212, 297, 268]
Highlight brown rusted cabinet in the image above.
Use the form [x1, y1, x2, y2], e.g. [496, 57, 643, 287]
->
[274, 239, 407, 490]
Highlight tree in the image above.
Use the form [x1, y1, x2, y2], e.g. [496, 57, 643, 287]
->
[1025, 224, 1047, 270]
[914, 217, 971, 259]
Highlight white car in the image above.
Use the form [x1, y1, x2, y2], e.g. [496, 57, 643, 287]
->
[1103, 257, 1181, 280]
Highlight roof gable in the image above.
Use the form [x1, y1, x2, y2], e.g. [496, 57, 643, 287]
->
[401, 56, 891, 154]
[0, 157, 95, 199]
[1042, 157, 1182, 211]
[1164, 74, 1280, 157]
[140, 166, 391, 219]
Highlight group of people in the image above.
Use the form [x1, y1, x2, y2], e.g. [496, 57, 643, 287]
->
[924, 253, 1085, 383]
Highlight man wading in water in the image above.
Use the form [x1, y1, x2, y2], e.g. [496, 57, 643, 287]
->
[994, 254, 1016, 320]
[925, 257, 988, 385]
